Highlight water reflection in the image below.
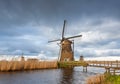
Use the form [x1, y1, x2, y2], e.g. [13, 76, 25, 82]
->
[0, 67, 105, 84]
[59, 68, 74, 84]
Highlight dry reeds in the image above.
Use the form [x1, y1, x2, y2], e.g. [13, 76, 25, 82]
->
[0, 60, 57, 71]
[86, 74, 105, 84]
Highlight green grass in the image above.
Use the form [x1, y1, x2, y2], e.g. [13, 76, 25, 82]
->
[105, 75, 120, 84]
[58, 61, 88, 68]
[104, 73, 120, 84]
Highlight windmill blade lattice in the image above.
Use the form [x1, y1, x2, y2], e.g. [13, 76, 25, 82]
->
[62, 20, 66, 39]
[66, 35, 82, 39]
[48, 39, 61, 43]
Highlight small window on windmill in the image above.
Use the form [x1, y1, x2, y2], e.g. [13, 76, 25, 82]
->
[64, 58, 69, 61]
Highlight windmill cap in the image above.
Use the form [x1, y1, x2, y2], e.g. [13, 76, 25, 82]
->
[61, 39, 72, 44]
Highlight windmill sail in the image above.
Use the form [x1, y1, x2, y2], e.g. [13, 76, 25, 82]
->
[48, 20, 82, 61]
[62, 20, 66, 39]
[66, 35, 82, 39]
[48, 39, 61, 43]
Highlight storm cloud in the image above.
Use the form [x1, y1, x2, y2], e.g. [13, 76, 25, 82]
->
[0, 0, 120, 60]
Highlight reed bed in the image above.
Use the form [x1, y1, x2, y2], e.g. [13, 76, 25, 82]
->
[0, 60, 58, 71]
[86, 74, 105, 84]
[87, 74, 120, 84]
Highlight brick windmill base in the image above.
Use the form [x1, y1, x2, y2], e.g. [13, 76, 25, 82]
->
[60, 39, 74, 61]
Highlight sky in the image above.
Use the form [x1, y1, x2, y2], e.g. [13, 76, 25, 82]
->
[0, 0, 120, 60]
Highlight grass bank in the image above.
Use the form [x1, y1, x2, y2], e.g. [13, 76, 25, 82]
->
[105, 74, 120, 84]
[58, 61, 88, 68]
[87, 73, 120, 84]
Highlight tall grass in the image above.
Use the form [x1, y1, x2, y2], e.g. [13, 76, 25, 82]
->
[86, 74, 105, 84]
[87, 73, 120, 84]
[0, 60, 57, 71]
[104, 74, 120, 84]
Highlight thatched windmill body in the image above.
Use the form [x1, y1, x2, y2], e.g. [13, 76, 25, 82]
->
[48, 20, 82, 61]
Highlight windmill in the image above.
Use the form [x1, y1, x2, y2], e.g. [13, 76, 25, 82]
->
[48, 20, 82, 61]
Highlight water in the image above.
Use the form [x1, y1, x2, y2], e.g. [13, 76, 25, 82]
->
[0, 67, 105, 84]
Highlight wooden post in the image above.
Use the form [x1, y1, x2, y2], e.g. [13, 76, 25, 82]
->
[86, 66, 87, 72]
[111, 62, 112, 67]
[113, 69, 115, 75]
[108, 61, 109, 67]
[116, 60, 118, 68]
[104, 61, 105, 66]
[99, 61, 101, 66]
[83, 66, 87, 72]
[105, 67, 110, 73]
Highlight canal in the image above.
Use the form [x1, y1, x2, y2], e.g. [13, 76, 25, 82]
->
[0, 67, 105, 84]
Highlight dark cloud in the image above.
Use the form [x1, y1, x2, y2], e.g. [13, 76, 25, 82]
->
[0, 0, 120, 27]
[0, 0, 120, 58]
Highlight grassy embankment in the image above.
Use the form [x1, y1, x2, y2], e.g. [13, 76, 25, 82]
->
[58, 61, 88, 68]
[104, 73, 120, 84]
[87, 72, 120, 84]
